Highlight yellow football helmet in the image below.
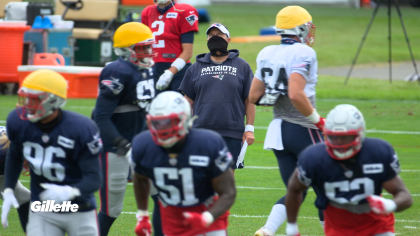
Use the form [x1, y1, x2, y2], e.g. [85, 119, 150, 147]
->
[275, 6, 316, 47]
[17, 69, 67, 123]
[113, 22, 156, 69]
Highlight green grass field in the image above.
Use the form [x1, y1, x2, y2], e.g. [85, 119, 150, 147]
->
[1, 3, 420, 236]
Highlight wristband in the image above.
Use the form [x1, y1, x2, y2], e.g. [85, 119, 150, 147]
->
[136, 209, 149, 218]
[202, 211, 214, 226]
[171, 58, 186, 72]
[306, 109, 321, 124]
[245, 125, 254, 133]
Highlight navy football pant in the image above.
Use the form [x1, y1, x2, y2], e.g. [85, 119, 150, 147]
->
[222, 136, 243, 169]
[273, 121, 324, 221]
[153, 62, 192, 94]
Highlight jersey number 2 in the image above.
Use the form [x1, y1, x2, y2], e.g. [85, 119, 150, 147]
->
[23, 142, 66, 182]
[154, 167, 199, 206]
[151, 21, 165, 48]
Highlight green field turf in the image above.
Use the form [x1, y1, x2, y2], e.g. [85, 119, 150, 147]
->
[1, 3, 420, 236]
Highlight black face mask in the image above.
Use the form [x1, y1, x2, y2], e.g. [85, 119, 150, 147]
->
[207, 36, 229, 57]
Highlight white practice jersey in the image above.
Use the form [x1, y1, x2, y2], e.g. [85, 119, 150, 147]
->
[255, 40, 318, 129]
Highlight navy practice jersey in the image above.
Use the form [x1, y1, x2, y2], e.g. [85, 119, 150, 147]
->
[6, 109, 102, 209]
[94, 58, 155, 152]
[297, 138, 400, 210]
[131, 129, 232, 207]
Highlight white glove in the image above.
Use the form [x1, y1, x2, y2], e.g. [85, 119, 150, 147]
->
[286, 222, 300, 236]
[156, 70, 174, 90]
[40, 183, 81, 204]
[1, 188, 19, 228]
[366, 195, 397, 215]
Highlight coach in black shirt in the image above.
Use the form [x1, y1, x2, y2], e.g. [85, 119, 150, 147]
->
[179, 23, 255, 172]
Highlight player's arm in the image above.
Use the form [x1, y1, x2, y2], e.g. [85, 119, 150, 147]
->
[133, 172, 150, 211]
[167, 36, 194, 75]
[285, 168, 308, 235]
[94, 90, 130, 156]
[289, 73, 325, 130]
[157, 32, 194, 90]
[248, 78, 265, 104]
[285, 168, 308, 223]
[367, 175, 413, 215]
[209, 168, 236, 219]
[133, 172, 152, 236]
[4, 141, 23, 190]
[382, 175, 413, 212]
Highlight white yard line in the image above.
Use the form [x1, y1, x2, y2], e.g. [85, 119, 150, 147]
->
[245, 166, 420, 172]
[254, 126, 420, 135]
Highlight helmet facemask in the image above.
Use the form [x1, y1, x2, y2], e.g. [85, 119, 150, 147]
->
[325, 129, 364, 160]
[114, 41, 156, 69]
[154, 0, 172, 4]
[17, 87, 66, 123]
[324, 104, 366, 161]
[147, 112, 189, 148]
[276, 21, 316, 47]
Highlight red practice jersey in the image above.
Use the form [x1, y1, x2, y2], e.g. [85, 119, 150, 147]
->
[142, 3, 199, 63]
[158, 196, 229, 236]
[324, 205, 395, 236]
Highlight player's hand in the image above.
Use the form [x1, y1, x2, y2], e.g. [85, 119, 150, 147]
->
[367, 195, 397, 215]
[40, 183, 81, 204]
[135, 211, 152, 236]
[286, 222, 300, 236]
[156, 70, 174, 90]
[314, 117, 326, 131]
[113, 137, 131, 156]
[1, 188, 19, 228]
[242, 131, 255, 145]
[306, 109, 326, 131]
[182, 211, 214, 231]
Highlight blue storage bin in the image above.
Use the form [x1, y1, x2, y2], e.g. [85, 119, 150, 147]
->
[260, 26, 276, 36]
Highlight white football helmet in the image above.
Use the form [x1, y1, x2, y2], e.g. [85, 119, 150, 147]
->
[147, 91, 193, 148]
[324, 104, 366, 160]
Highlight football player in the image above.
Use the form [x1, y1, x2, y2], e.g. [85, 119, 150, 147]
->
[141, 0, 199, 92]
[0, 126, 31, 233]
[1, 69, 102, 236]
[131, 91, 236, 236]
[249, 6, 325, 236]
[93, 22, 157, 236]
[285, 104, 413, 236]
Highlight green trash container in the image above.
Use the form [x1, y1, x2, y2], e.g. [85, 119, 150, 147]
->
[74, 38, 118, 67]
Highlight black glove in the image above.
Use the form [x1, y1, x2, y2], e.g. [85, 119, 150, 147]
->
[113, 137, 131, 156]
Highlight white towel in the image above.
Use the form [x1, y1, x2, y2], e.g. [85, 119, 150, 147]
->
[236, 140, 248, 168]
[263, 119, 284, 151]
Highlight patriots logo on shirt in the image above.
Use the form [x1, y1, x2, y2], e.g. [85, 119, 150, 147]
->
[212, 75, 224, 80]
[101, 76, 124, 95]
[87, 132, 102, 155]
[185, 14, 197, 26]
[215, 147, 232, 172]
[297, 165, 312, 187]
